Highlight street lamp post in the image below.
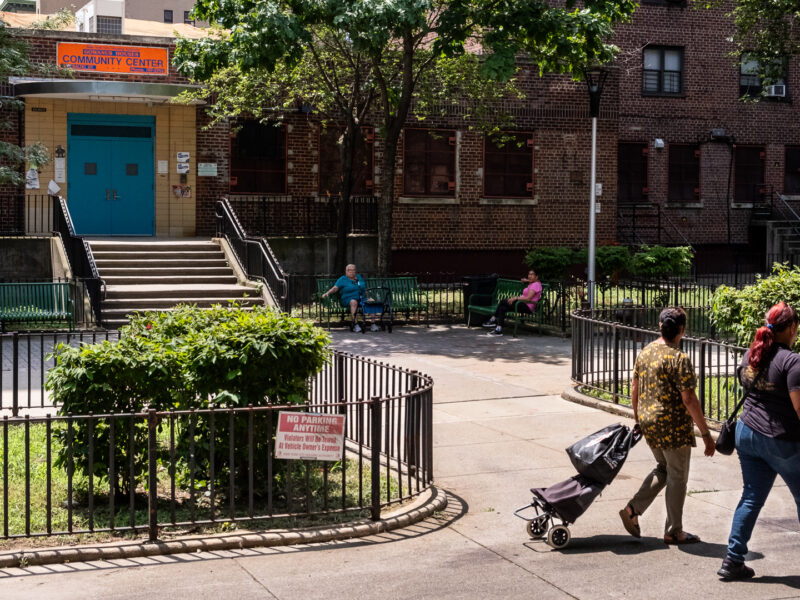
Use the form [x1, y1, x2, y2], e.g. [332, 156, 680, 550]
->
[584, 67, 608, 312]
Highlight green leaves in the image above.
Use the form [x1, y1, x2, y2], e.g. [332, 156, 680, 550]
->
[46, 306, 331, 495]
[713, 263, 800, 349]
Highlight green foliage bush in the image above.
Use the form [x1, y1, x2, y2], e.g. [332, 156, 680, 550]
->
[524, 247, 577, 281]
[629, 245, 693, 279]
[47, 305, 331, 496]
[712, 263, 800, 349]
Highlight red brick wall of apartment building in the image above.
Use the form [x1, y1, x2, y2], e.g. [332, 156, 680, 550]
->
[194, 110, 229, 237]
[614, 2, 800, 248]
[0, 93, 23, 233]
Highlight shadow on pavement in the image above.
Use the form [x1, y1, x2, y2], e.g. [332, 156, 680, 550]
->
[330, 325, 571, 365]
[0, 490, 469, 580]
[747, 575, 800, 589]
[523, 534, 765, 561]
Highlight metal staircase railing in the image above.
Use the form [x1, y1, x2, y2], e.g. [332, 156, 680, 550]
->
[52, 195, 105, 325]
[216, 197, 288, 311]
[616, 203, 694, 249]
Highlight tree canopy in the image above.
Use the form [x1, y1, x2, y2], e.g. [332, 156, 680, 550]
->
[175, 0, 637, 273]
[0, 20, 49, 187]
[703, 0, 800, 63]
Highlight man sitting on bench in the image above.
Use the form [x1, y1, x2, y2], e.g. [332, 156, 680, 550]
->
[483, 269, 542, 336]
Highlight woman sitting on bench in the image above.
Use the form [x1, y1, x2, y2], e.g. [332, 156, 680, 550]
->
[483, 269, 542, 336]
[321, 263, 370, 332]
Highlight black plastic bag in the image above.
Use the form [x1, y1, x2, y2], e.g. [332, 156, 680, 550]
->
[566, 423, 638, 485]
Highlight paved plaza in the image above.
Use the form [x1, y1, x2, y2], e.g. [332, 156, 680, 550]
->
[1, 325, 799, 599]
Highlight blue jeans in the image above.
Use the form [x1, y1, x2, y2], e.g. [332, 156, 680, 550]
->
[726, 421, 800, 563]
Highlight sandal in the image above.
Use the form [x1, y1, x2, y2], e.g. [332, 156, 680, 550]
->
[618, 504, 641, 538]
[664, 531, 701, 545]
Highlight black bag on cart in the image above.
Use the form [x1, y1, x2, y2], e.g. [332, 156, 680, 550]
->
[531, 475, 605, 523]
[566, 423, 638, 485]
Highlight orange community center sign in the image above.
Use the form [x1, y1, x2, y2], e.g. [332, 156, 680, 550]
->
[58, 43, 169, 76]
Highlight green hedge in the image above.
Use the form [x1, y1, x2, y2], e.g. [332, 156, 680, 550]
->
[713, 263, 800, 349]
[524, 245, 693, 281]
[47, 305, 331, 496]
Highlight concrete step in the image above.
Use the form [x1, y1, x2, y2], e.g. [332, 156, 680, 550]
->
[99, 267, 233, 276]
[93, 251, 226, 261]
[95, 260, 229, 271]
[104, 284, 258, 300]
[89, 241, 220, 251]
[102, 275, 239, 285]
[102, 297, 262, 311]
[103, 305, 258, 329]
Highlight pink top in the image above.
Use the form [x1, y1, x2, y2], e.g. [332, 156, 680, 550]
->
[521, 281, 543, 311]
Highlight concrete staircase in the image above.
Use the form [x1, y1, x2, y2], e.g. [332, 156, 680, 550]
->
[90, 240, 263, 329]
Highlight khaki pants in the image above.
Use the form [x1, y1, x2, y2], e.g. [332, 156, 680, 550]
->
[628, 444, 692, 536]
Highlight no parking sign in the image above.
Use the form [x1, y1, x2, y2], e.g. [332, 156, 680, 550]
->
[275, 412, 345, 461]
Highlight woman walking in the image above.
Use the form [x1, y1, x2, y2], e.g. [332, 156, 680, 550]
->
[718, 302, 800, 581]
[619, 307, 716, 544]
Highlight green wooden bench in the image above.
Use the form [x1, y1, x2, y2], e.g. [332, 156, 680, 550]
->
[466, 278, 549, 337]
[0, 282, 75, 331]
[315, 276, 429, 329]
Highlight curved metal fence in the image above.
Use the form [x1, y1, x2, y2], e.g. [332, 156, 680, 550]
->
[0, 350, 433, 541]
[571, 309, 746, 424]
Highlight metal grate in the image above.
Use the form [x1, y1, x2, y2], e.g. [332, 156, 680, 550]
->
[96, 16, 122, 34]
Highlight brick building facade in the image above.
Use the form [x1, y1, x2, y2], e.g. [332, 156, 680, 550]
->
[1, 2, 795, 273]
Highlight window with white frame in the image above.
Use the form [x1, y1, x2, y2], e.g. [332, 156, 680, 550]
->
[642, 47, 683, 96]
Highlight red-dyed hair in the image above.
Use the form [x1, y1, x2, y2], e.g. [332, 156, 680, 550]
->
[748, 302, 798, 370]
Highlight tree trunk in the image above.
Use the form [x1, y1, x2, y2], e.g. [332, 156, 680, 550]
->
[334, 124, 358, 273]
[377, 136, 398, 275]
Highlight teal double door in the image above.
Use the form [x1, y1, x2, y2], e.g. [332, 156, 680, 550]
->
[67, 114, 155, 235]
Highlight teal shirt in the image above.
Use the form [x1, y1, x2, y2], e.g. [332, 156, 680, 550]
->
[334, 274, 365, 306]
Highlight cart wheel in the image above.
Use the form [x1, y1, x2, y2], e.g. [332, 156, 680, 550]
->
[546, 525, 571, 549]
[526, 517, 548, 538]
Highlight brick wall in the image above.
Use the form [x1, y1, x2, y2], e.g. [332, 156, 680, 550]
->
[614, 2, 800, 249]
[7, 10, 799, 269]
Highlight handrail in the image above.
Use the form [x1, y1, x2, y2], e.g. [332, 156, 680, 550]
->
[660, 209, 694, 251]
[52, 195, 105, 325]
[216, 197, 288, 310]
[617, 203, 692, 249]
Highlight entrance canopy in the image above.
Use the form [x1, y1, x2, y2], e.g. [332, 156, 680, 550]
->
[10, 78, 204, 104]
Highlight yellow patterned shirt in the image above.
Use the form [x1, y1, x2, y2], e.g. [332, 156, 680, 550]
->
[633, 341, 697, 449]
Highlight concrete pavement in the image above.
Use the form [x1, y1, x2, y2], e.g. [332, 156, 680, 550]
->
[1, 324, 799, 599]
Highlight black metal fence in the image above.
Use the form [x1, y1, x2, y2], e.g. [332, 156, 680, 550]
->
[286, 274, 724, 334]
[0, 350, 433, 541]
[228, 195, 378, 237]
[571, 310, 746, 423]
[0, 194, 56, 235]
[1, 330, 120, 416]
[216, 198, 289, 310]
[52, 196, 105, 325]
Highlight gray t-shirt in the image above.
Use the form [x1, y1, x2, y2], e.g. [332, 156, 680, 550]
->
[738, 344, 800, 441]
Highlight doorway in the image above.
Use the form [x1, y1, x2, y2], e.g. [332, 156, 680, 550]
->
[67, 114, 155, 235]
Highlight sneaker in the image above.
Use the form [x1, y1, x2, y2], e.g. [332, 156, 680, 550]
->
[717, 559, 755, 581]
[370, 323, 380, 332]
[353, 323, 362, 333]
[487, 327, 503, 336]
[482, 317, 497, 328]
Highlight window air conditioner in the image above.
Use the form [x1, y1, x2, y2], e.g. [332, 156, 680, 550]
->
[766, 84, 786, 97]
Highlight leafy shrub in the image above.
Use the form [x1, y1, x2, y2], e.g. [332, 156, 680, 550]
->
[629, 245, 693, 278]
[47, 305, 331, 496]
[712, 263, 800, 349]
[524, 247, 578, 281]
[572, 246, 632, 281]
